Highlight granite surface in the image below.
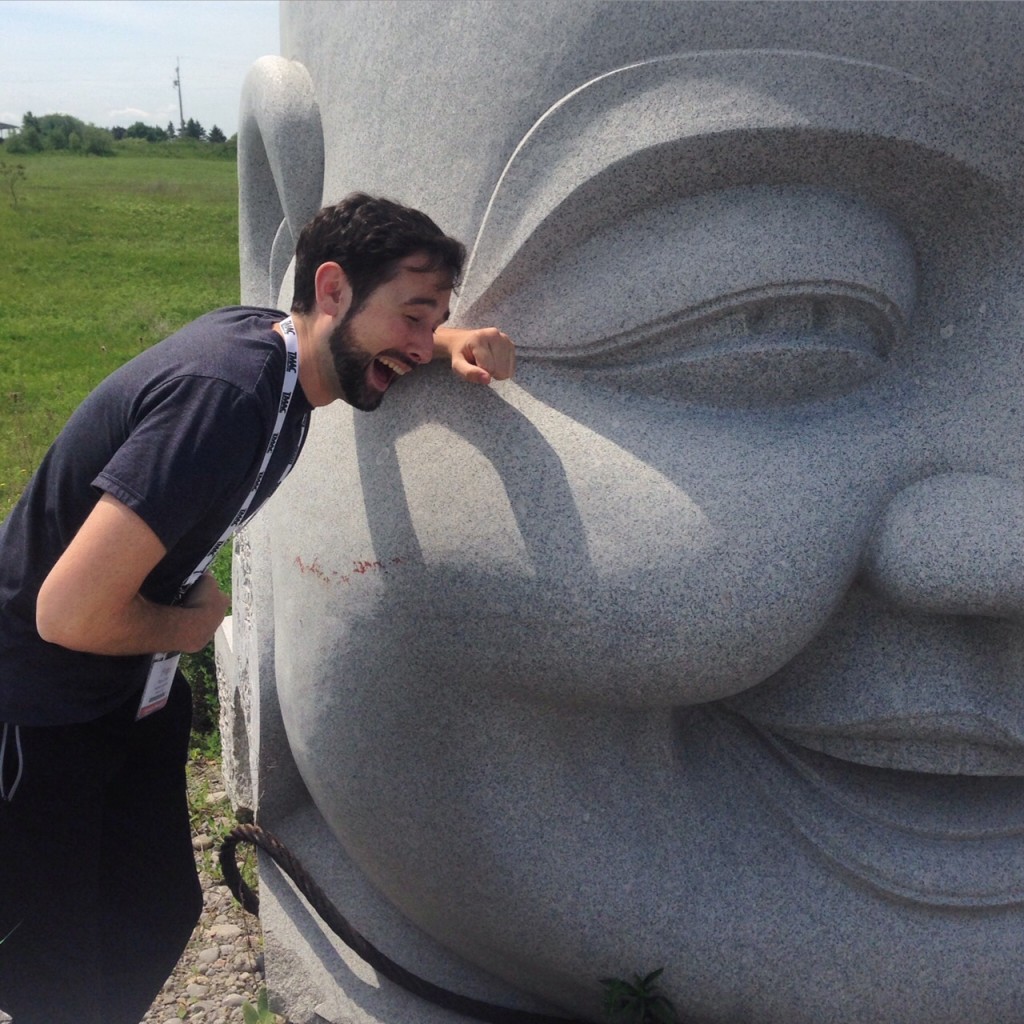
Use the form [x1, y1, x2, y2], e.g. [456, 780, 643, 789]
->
[218, 3, 1024, 1021]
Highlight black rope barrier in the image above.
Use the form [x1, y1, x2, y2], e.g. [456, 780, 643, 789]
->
[219, 824, 589, 1024]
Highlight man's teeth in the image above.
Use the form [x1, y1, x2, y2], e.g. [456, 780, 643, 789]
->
[377, 356, 410, 375]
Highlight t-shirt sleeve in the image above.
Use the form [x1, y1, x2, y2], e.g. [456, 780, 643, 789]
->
[92, 374, 268, 553]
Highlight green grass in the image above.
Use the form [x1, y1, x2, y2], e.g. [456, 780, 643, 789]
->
[0, 146, 240, 517]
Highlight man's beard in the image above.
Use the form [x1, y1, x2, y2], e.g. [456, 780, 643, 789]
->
[328, 315, 385, 412]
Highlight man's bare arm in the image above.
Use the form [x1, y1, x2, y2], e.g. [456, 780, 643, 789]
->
[36, 494, 229, 655]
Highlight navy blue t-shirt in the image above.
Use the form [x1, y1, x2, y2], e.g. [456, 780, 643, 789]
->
[0, 307, 312, 725]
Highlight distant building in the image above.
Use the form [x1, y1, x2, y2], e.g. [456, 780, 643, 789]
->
[0, 122, 17, 142]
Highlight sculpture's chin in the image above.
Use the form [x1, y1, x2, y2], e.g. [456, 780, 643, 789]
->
[710, 705, 1024, 907]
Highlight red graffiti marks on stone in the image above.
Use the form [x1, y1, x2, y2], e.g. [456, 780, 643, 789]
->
[292, 554, 406, 586]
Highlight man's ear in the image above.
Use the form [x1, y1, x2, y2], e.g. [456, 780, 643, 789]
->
[314, 261, 353, 319]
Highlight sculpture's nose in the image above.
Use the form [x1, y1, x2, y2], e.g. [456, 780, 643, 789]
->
[862, 473, 1024, 620]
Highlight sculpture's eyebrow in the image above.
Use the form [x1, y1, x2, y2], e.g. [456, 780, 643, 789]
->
[456, 50, 1008, 324]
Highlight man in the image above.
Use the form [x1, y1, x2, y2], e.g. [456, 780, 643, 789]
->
[0, 192, 514, 1024]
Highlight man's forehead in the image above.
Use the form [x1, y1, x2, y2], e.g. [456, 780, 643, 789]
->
[393, 257, 453, 299]
[380, 258, 451, 324]
[396, 254, 451, 282]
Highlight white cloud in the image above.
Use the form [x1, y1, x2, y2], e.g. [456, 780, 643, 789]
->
[107, 105, 179, 128]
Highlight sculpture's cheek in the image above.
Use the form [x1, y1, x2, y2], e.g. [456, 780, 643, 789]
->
[281, 373, 893, 707]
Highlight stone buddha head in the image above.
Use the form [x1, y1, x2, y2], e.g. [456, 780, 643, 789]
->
[238, 4, 1024, 1019]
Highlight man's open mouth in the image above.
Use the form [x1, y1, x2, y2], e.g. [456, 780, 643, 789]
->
[369, 354, 411, 391]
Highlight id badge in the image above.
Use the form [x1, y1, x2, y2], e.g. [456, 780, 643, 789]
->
[137, 651, 180, 719]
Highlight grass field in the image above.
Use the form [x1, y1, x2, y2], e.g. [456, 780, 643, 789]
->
[0, 145, 241, 517]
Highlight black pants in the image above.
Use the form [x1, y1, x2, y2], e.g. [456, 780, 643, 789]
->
[0, 675, 202, 1024]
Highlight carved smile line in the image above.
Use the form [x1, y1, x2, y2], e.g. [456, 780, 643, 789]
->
[709, 705, 1024, 907]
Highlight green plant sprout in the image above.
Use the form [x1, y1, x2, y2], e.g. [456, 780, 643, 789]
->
[600, 968, 679, 1024]
[242, 986, 278, 1024]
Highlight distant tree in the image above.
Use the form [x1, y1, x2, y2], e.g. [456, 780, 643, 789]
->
[8, 112, 44, 152]
[166, 121, 177, 139]
[207, 125, 226, 144]
[182, 117, 205, 140]
[36, 113, 83, 149]
[83, 125, 114, 156]
[124, 121, 168, 143]
[8, 112, 113, 156]
[111, 126, 127, 140]
[7, 126, 41, 154]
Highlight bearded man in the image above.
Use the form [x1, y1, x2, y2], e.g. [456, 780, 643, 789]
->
[0, 192, 513, 1024]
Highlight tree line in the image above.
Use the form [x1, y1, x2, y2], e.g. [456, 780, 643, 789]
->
[4, 112, 232, 156]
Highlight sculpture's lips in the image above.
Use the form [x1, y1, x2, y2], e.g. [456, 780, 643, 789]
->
[718, 593, 1024, 777]
[708, 706, 1024, 907]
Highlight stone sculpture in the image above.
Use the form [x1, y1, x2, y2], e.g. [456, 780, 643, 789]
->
[219, 3, 1024, 1021]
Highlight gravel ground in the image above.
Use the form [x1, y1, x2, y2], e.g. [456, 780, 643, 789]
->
[140, 759, 283, 1024]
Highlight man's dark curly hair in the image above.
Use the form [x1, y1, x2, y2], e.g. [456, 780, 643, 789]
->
[290, 193, 466, 315]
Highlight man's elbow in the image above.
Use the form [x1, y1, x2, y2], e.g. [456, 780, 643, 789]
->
[36, 585, 88, 650]
[36, 601, 69, 648]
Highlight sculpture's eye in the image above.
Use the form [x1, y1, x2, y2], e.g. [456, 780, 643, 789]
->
[460, 185, 918, 408]
[574, 292, 893, 407]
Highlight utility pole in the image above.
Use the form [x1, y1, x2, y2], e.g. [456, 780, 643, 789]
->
[172, 58, 185, 133]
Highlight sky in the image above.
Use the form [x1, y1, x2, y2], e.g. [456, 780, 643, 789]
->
[1, 0, 281, 137]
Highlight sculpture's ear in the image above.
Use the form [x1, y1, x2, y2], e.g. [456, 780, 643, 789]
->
[238, 56, 325, 308]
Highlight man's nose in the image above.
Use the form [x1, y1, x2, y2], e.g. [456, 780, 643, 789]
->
[406, 326, 434, 364]
[862, 473, 1024, 620]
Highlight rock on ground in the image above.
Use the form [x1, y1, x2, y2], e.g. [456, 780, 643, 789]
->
[140, 758, 284, 1024]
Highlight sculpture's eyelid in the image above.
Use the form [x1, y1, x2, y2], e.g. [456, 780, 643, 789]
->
[470, 186, 918, 373]
[557, 287, 901, 408]
[541, 284, 903, 367]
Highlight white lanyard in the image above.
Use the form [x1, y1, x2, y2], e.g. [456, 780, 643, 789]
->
[173, 315, 302, 599]
[139, 317, 303, 718]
